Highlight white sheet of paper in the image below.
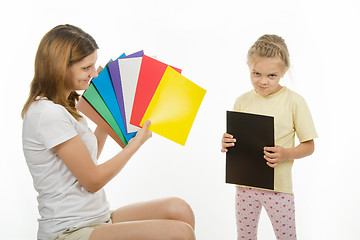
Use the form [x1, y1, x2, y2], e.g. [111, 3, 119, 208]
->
[118, 57, 142, 133]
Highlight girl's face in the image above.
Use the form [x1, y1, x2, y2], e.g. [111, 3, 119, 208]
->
[64, 50, 98, 95]
[248, 56, 286, 97]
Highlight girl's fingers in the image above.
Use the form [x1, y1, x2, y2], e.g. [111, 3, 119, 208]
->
[223, 133, 233, 138]
[223, 137, 236, 144]
[266, 161, 277, 168]
[223, 142, 235, 148]
[264, 154, 278, 163]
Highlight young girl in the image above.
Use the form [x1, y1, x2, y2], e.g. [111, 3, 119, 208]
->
[22, 24, 195, 240]
[221, 34, 317, 240]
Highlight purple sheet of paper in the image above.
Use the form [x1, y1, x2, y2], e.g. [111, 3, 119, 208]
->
[91, 59, 136, 142]
[108, 50, 144, 132]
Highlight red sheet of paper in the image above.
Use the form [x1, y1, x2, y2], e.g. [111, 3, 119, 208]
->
[130, 55, 182, 127]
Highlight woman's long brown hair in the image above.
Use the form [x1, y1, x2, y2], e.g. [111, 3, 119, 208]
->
[21, 24, 98, 120]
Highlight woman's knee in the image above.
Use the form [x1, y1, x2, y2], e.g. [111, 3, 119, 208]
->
[169, 221, 196, 240]
[165, 197, 195, 227]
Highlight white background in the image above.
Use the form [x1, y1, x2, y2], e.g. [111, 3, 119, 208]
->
[1, 0, 359, 239]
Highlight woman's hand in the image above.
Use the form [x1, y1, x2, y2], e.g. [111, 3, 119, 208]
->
[221, 133, 236, 153]
[127, 120, 152, 147]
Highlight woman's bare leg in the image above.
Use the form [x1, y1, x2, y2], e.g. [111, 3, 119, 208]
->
[111, 197, 195, 229]
[89, 197, 195, 240]
[89, 219, 195, 240]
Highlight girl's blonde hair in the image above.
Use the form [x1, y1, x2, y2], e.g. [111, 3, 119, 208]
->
[247, 34, 290, 72]
[21, 24, 98, 120]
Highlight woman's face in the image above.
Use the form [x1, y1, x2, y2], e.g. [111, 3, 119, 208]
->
[64, 50, 98, 94]
[248, 56, 286, 97]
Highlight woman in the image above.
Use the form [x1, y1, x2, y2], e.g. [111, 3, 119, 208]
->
[22, 24, 195, 240]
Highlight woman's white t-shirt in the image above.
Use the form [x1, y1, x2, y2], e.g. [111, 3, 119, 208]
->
[22, 98, 110, 240]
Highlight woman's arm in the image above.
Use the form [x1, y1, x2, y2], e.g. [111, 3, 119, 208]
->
[94, 126, 108, 159]
[263, 139, 315, 168]
[54, 120, 152, 193]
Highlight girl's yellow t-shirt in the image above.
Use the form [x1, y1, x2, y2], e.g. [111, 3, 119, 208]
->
[233, 87, 318, 194]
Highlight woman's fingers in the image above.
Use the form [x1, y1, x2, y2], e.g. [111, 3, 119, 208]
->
[142, 120, 151, 129]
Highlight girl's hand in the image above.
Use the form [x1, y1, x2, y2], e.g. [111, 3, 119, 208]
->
[127, 120, 152, 146]
[263, 145, 290, 168]
[221, 133, 236, 153]
[264, 140, 315, 168]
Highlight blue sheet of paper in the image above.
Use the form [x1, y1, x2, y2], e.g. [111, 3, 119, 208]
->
[91, 58, 136, 142]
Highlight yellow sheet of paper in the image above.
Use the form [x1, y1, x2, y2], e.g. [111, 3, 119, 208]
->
[140, 66, 206, 146]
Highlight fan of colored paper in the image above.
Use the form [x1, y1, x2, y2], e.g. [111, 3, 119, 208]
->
[76, 50, 206, 147]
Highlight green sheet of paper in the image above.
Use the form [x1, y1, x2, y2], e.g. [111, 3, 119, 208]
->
[83, 83, 127, 145]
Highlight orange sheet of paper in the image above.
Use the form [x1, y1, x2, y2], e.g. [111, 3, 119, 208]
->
[140, 66, 206, 146]
[76, 97, 125, 148]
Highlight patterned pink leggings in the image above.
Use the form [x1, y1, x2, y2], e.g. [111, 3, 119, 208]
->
[235, 187, 296, 240]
